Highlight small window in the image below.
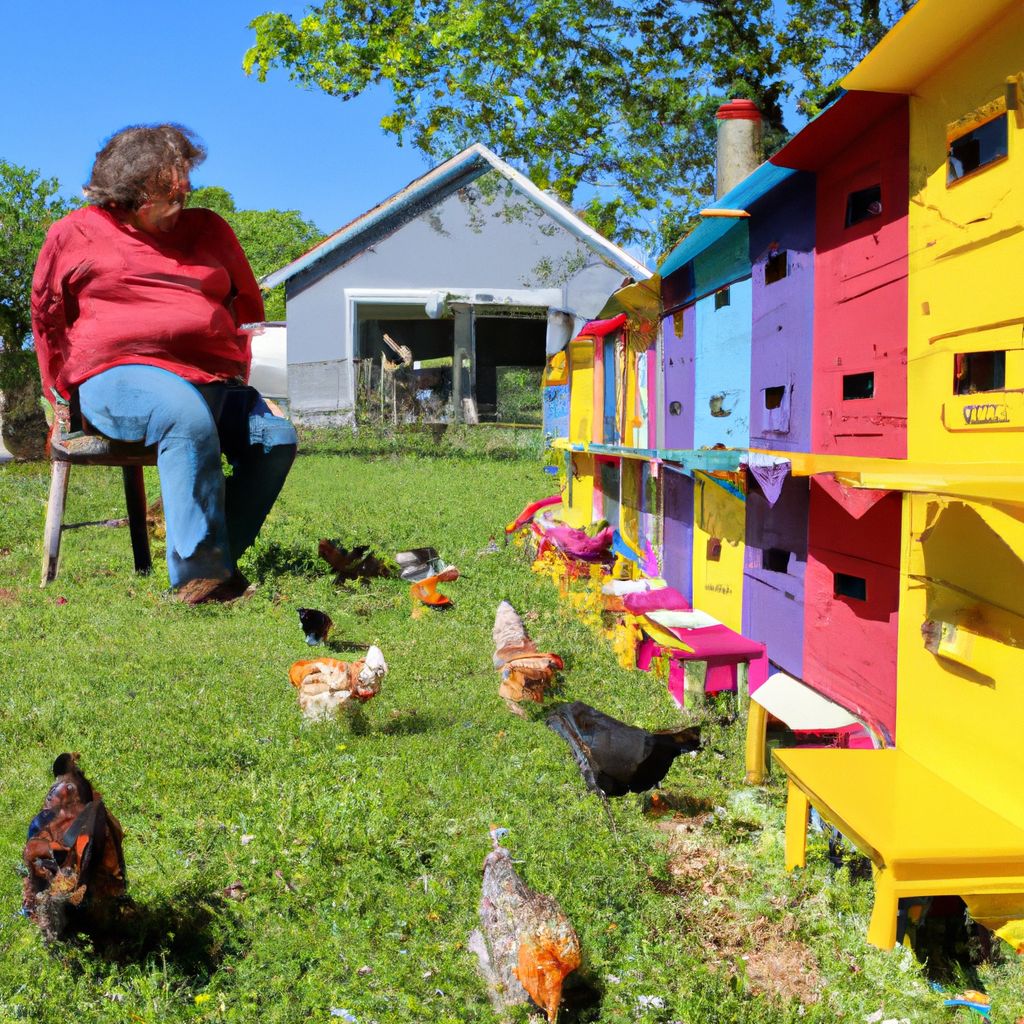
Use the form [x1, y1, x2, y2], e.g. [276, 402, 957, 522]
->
[714, 287, 731, 310]
[843, 371, 875, 401]
[948, 115, 1008, 183]
[845, 184, 882, 227]
[669, 400, 682, 416]
[762, 548, 790, 573]
[764, 386, 786, 410]
[764, 250, 788, 285]
[834, 572, 867, 602]
[706, 537, 722, 562]
[954, 350, 1006, 394]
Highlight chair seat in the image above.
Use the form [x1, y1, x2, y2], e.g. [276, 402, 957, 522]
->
[50, 429, 157, 466]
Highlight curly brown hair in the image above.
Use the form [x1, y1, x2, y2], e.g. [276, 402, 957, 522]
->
[83, 123, 207, 210]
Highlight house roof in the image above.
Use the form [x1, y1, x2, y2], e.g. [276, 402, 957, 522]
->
[263, 142, 651, 290]
[842, 0, 1019, 94]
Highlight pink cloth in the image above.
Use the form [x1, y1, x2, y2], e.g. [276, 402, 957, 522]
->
[543, 524, 615, 561]
[622, 587, 691, 615]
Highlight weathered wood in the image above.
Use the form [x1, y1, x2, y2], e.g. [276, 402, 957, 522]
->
[40, 461, 71, 586]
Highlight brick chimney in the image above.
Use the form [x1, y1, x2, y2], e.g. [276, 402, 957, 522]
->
[715, 99, 762, 198]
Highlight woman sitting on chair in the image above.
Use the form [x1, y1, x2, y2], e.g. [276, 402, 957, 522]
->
[31, 123, 297, 603]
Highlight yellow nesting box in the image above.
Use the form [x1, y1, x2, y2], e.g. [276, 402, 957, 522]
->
[691, 473, 745, 632]
[567, 338, 595, 446]
[897, 493, 1024, 825]
[906, 4, 1024, 461]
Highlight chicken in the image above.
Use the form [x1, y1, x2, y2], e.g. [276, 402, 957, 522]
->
[492, 601, 563, 714]
[289, 647, 387, 720]
[409, 567, 460, 615]
[297, 607, 333, 646]
[546, 702, 701, 797]
[469, 828, 581, 1023]
[22, 753, 127, 942]
[318, 540, 392, 582]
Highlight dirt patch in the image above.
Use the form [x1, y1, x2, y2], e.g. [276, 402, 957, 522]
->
[0, 588, 17, 603]
[708, 915, 823, 1005]
[655, 819, 822, 1006]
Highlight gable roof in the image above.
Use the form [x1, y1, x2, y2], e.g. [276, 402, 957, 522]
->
[263, 142, 650, 291]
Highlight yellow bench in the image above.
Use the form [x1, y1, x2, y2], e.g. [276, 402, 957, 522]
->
[774, 747, 1024, 949]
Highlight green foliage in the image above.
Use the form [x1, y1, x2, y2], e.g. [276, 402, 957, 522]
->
[244, 0, 916, 254]
[0, 160, 78, 386]
[188, 186, 324, 321]
[0, 450, 1022, 1020]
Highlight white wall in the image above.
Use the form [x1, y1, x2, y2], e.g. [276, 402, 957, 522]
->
[285, 172, 632, 416]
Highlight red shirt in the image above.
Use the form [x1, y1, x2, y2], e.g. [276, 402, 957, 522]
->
[31, 205, 265, 399]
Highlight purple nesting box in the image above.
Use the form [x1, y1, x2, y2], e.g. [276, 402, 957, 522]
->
[661, 306, 695, 452]
[747, 172, 816, 453]
[742, 473, 809, 677]
[661, 467, 694, 602]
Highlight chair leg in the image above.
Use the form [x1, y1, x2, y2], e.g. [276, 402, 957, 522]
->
[122, 466, 152, 575]
[41, 461, 71, 587]
[744, 700, 769, 785]
[784, 779, 810, 871]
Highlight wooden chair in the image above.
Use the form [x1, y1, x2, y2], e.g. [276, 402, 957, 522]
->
[40, 397, 156, 586]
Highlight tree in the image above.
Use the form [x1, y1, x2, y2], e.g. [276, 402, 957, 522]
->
[0, 162, 78, 456]
[244, 0, 915, 256]
[187, 186, 324, 320]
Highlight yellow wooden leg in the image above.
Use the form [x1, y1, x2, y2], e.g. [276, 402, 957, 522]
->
[784, 780, 810, 871]
[867, 868, 899, 949]
[744, 700, 768, 785]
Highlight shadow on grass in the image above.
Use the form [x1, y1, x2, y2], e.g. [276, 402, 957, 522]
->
[86, 883, 246, 981]
[560, 968, 604, 1023]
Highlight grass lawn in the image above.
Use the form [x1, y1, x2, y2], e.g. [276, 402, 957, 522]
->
[0, 435, 1021, 1023]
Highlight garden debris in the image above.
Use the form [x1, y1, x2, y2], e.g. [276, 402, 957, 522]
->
[395, 547, 452, 582]
[297, 607, 333, 646]
[22, 753, 127, 942]
[410, 567, 459, 615]
[469, 827, 581, 1023]
[932, 986, 991, 1018]
[545, 702, 700, 797]
[319, 540, 392, 582]
[289, 647, 387, 720]
[222, 882, 247, 901]
[478, 536, 501, 555]
[492, 600, 563, 714]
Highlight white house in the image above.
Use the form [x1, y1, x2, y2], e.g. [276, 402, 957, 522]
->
[263, 143, 650, 423]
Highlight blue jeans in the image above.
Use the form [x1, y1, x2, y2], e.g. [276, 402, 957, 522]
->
[78, 364, 297, 586]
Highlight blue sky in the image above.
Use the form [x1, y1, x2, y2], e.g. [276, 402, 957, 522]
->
[1, 1, 432, 233]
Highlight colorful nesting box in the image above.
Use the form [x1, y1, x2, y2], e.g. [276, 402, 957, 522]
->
[747, 172, 816, 453]
[692, 472, 746, 633]
[902, 6, 1024, 462]
[802, 477, 901, 740]
[661, 468, 694, 602]
[772, 91, 910, 458]
[742, 474, 810, 678]
[661, 306, 696, 452]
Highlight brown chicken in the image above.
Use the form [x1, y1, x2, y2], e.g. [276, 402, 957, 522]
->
[469, 828, 581, 1022]
[492, 601, 563, 714]
[22, 753, 127, 942]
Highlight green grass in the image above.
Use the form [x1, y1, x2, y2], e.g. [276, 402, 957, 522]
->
[0, 439, 1021, 1023]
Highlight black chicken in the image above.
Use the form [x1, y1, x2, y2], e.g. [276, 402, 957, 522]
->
[297, 607, 333, 645]
[546, 702, 701, 797]
[22, 753, 127, 941]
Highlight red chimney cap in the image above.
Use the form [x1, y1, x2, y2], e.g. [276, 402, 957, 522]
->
[716, 99, 761, 121]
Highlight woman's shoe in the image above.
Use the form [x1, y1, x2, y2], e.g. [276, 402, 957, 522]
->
[175, 571, 254, 605]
